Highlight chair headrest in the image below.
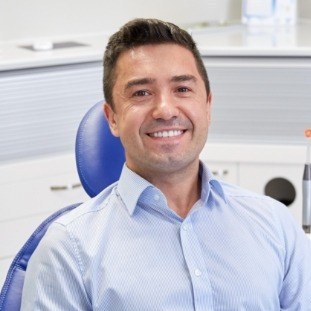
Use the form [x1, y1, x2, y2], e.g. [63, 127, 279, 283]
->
[75, 101, 125, 197]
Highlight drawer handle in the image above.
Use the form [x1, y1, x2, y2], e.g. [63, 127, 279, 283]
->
[212, 169, 229, 177]
[50, 182, 81, 191]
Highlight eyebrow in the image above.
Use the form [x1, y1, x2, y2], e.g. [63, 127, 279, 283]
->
[125, 78, 155, 90]
[125, 74, 197, 90]
[171, 74, 197, 83]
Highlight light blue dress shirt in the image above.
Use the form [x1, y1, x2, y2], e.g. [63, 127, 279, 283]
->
[21, 162, 311, 310]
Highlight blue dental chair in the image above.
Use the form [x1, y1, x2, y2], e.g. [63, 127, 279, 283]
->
[0, 101, 125, 311]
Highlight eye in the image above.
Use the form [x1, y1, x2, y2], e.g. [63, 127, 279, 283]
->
[133, 90, 150, 97]
[177, 87, 190, 93]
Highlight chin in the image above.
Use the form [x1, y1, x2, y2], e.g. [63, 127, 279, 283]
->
[151, 156, 197, 172]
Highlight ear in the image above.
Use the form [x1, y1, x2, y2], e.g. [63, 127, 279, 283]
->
[207, 92, 212, 124]
[103, 103, 120, 137]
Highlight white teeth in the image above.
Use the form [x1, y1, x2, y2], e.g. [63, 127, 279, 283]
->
[150, 130, 183, 138]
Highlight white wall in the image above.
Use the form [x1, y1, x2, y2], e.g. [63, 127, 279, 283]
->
[0, 0, 309, 42]
[0, 0, 242, 41]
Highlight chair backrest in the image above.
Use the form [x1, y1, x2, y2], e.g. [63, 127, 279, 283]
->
[76, 100, 125, 197]
[0, 101, 125, 310]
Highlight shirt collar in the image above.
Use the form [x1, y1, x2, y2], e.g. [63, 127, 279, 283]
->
[116, 161, 227, 216]
[200, 162, 227, 204]
[117, 164, 154, 216]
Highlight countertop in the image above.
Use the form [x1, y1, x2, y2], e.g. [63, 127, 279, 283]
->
[0, 32, 109, 71]
[1, 21, 311, 71]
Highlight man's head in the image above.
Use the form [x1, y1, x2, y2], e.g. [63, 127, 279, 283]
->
[103, 18, 210, 110]
[103, 18, 212, 178]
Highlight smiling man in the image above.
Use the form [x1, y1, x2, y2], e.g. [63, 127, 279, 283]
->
[104, 43, 211, 218]
[21, 19, 311, 310]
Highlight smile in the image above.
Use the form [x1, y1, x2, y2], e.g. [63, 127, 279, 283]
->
[149, 130, 184, 138]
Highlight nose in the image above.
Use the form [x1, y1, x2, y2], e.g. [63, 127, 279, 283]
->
[152, 94, 179, 120]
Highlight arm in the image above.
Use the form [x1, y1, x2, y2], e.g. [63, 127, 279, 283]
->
[277, 203, 311, 309]
[21, 223, 91, 310]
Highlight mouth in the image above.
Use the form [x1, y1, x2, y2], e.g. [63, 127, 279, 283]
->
[148, 129, 185, 138]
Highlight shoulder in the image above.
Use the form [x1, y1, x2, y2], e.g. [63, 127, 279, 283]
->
[219, 179, 283, 211]
[217, 179, 301, 242]
[32, 182, 122, 266]
[51, 182, 119, 231]
[217, 180, 311, 255]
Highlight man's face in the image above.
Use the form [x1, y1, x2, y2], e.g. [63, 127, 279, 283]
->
[105, 43, 212, 178]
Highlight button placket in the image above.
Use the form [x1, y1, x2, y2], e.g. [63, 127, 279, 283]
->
[179, 217, 214, 310]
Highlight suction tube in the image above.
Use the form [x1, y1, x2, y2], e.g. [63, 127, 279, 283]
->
[302, 129, 311, 234]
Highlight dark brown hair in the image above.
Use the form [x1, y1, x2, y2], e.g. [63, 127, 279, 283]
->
[103, 18, 210, 109]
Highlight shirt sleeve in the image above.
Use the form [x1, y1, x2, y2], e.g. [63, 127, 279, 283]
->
[20, 222, 91, 311]
[276, 201, 311, 309]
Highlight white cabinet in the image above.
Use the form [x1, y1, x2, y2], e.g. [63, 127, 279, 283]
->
[202, 56, 311, 146]
[200, 143, 306, 227]
[0, 154, 89, 288]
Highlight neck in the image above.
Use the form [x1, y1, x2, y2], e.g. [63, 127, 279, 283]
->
[144, 162, 201, 218]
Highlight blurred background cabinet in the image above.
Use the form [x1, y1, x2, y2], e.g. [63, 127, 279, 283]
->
[0, 59, 103, 287]
[0, 60, 103, 162]
[0, 154, 89, 286]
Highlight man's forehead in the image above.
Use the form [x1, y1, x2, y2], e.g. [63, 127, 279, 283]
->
[119, 43, 192, 61]
[116, 45, 197, 74]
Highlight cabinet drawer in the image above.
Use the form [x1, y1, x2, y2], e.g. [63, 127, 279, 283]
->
[0, 154, 89, 222]
[0, 172, 87, 222]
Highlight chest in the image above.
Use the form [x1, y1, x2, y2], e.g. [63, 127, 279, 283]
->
[82, 218, 282, 310]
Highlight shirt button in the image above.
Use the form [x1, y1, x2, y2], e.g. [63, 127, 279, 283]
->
[182, 224, 189, 231]
[154, 194, 160, 201]
[194, 269, 202, 277]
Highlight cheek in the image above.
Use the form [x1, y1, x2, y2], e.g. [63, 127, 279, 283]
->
[117, 107, 146, 138]
[188, 99, 210, 124]
[197, 96, 211, 124]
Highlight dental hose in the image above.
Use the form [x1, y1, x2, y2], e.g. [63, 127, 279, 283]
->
[302, 129, 311, 234]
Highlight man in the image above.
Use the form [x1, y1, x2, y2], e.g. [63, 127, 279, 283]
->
[21, 18, 311, 310]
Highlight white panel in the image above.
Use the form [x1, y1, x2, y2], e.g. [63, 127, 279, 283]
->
[204, 58, 311, 145]
[0, 61, 103, 163]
